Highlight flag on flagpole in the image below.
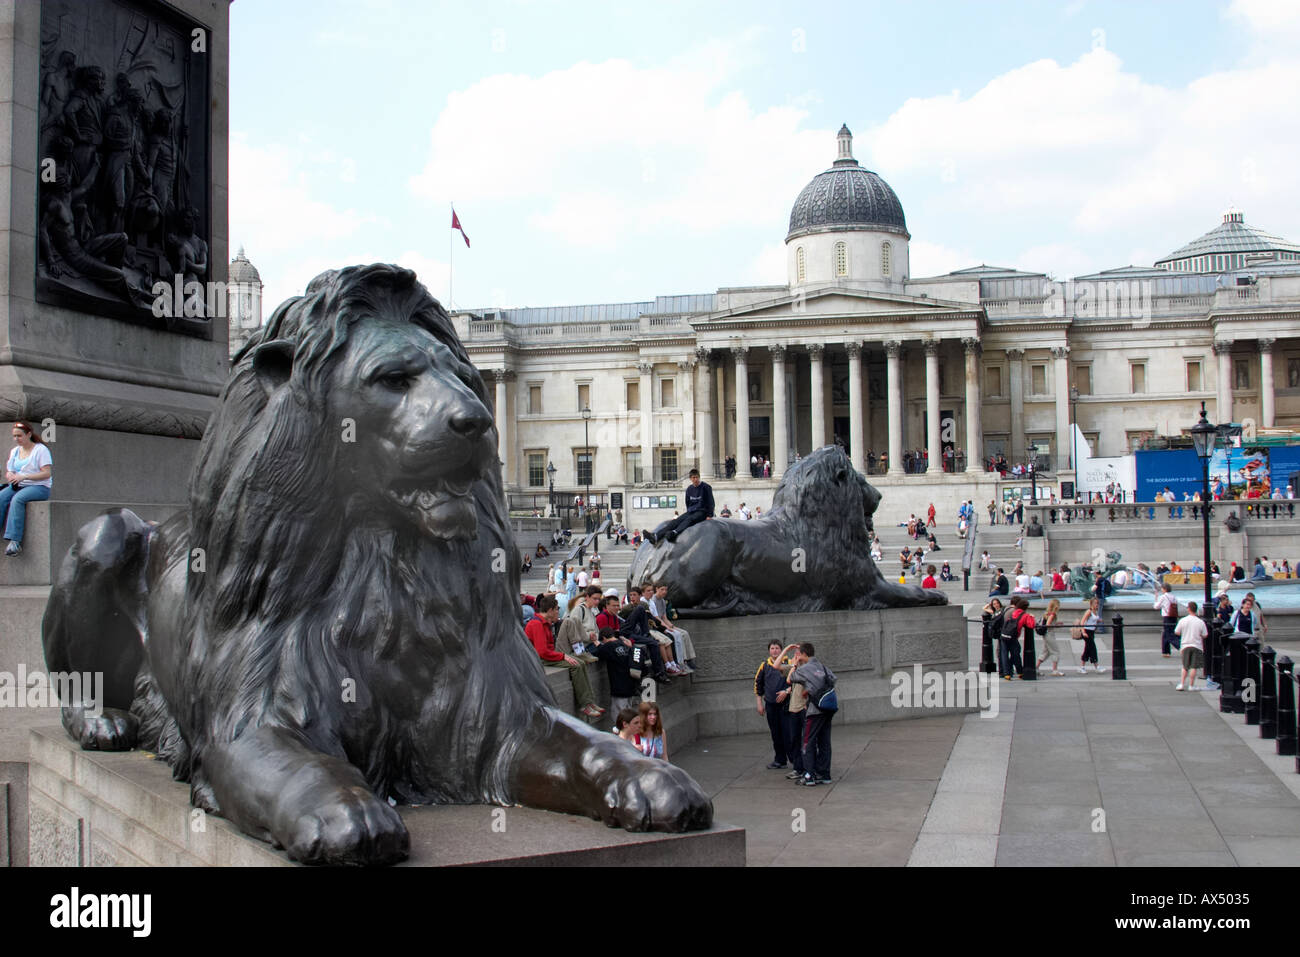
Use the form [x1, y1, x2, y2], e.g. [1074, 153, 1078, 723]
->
[451, 209, 470, 248]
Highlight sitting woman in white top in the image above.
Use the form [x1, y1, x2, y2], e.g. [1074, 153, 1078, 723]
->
[2, 421, 53, 557]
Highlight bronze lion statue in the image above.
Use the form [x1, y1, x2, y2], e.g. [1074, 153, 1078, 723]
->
[628, 446, 947, 616]
[42, 264, 711, 865]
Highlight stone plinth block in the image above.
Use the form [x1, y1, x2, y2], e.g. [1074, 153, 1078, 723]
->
[28, 727, 744, 867]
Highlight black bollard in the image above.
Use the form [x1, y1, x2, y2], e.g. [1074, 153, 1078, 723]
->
[1276, 657, 1297, 757]
[980, 613, 997, 674]
[1206, 619, 1221, 686]
[964, 568, 969, 592]
[1110, 613, 1127, 680]
[1260, 646, 1278, 740]
[1221, 635, 1247, 714]
[1245, 637, 1262, 726]
[1021, 619, 1038, 681]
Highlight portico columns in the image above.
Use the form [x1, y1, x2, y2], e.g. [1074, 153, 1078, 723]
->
[847, 341, 864, 474]
[809, 344, 826, 449]
[492, 369, 510, 479]
[1052, 346, 1070, 472]
[963, 338, 982, 473]
[733, 347, 750, 476]
[1006, 349, 1025, 458]
[885, 340, 903, 476]
[637, 362, 654, 481]
[715, 356, 727, 465]
[1214, 341, 1233, 423]
[695, 348, 714, 475]
[679, 358, 695, 472]
[1260, 338, 1276, 428]
[770, 344, 788, 478]
[924, 342, 941, 473]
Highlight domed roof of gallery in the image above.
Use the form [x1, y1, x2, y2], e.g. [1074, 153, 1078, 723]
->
[229, 246, 262, 284]
[786, 124, 909, 242]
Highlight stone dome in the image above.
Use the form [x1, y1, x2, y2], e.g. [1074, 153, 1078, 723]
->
[229, 246, 262, 284]
[786, 125, 909, 242]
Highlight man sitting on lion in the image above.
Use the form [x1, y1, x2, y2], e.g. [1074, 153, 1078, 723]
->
[628, 446, 948, 617]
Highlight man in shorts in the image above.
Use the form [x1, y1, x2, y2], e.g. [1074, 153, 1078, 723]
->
[1174, 600, 1208, 692]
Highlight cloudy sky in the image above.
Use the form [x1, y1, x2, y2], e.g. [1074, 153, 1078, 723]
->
[229, 0, 1300, 314]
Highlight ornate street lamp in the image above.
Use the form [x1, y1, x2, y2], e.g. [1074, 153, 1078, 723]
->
[1069, 385, 1079, 477]
[1189, 401, 1217, 618]
[546, 460, 556, 518]
[1027, 444, 1038, 505]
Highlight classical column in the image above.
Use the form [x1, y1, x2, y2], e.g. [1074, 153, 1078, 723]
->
[847, 341, 865, 473]
[695, 348, 714, 475]
[1052, 346, 1070, 472]
[715, 355, 727, 465]
[924, 341, 941, 474]
[963, 338, 983, 473]
[770, 344, 788, 478]
[733, 347, 750, 476]
[885, 340, 903, 475]
[492, 369, 510, 479]
[861, 345, 872, 459]
[1214, 341, 1233, 423]
[637, 361, 654, 482]
[808, 344, 826, 449]
[678, 358, 695, 471]
[1006, 348, 1025, 459]
[1259, 338, 1276, 428]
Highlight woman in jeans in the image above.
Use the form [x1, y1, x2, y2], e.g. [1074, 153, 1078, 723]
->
[1036, 598, 1065, 676]
[1078, 597, 1105, 673]
[2, 421, 53, 557]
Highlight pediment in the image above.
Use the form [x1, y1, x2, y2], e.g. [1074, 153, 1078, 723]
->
[703, 287, 968, 324]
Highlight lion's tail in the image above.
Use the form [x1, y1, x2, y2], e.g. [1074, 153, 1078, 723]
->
[673, 594, 741, 619]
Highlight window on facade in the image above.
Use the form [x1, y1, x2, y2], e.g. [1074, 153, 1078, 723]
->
[1031, 364, 1047, 395]
[659, 448, 679, 483]
[1186, 360, 1203, 392]
[660, 378, 675, 408]
[1235, 359, 1251, 390]
[834, 242, 847, 278]
[986, 366, 1002, 397]
[527, 452, 546, 487]
[626, 381, 640, 411]
[1130, 362, 1146, 394]
[1289, 358, 1300, 389]
[626, 450, 642, 484]
[577, 383, 590, 411]
[1074, 365, 1092, 395]
[1126, 430, 1153, 452]
[576, 452, 592, 487]
[796, 246, 806, 283]
[527, 385, 542, 414]
[881, 241, 892, 277]
[748, 371, 762, 402]
[1082, 432, 1100, 456]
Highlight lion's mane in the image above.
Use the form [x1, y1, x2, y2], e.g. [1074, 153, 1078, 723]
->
[134, 264, 552, 809]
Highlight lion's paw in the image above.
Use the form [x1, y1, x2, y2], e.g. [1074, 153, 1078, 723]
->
[67, 707, 139, 751]
[601, 762, 713, 833]
[277, 786, 410, 866]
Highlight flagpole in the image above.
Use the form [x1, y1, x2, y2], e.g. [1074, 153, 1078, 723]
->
[449, 202, 454, 310]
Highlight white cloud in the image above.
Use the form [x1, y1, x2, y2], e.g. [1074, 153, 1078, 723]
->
[407, 41, 835, 246]
[861, 45, 1300, 276]
[909, 240, 978, 278]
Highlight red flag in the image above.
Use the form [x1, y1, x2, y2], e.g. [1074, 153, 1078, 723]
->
[452, 209, 470, 248]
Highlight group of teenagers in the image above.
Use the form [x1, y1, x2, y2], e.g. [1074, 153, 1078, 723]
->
[754, 641, 839, 787]
[521, 582, 698, 720]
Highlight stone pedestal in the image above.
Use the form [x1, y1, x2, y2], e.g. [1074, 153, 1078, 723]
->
[27, 727, 745, 867]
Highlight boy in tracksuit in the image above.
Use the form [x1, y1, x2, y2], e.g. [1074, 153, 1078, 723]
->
[755, 640, 795, 769]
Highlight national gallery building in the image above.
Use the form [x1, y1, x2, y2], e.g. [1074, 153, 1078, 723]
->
[446, 125, 1300, 522]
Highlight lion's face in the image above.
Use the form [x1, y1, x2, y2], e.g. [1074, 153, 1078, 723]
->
[327, 318, 497, 541]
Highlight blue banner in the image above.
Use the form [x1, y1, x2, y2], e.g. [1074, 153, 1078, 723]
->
[1135, 449, 1203, 501]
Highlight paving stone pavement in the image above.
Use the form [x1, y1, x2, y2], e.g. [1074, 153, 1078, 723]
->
[674, 609, 1300, 866]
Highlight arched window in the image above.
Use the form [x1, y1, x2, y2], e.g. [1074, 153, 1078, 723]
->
[881, 241, 892, 277]
[796, 246, 806, 283]
[834, 242, 847, 277]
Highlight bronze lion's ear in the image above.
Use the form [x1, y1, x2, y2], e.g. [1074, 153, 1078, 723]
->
[251, 339, 295, 394]
[835, 466, 850, 484]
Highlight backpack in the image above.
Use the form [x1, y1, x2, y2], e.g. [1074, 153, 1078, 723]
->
[1000, 611, 1023, 641]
